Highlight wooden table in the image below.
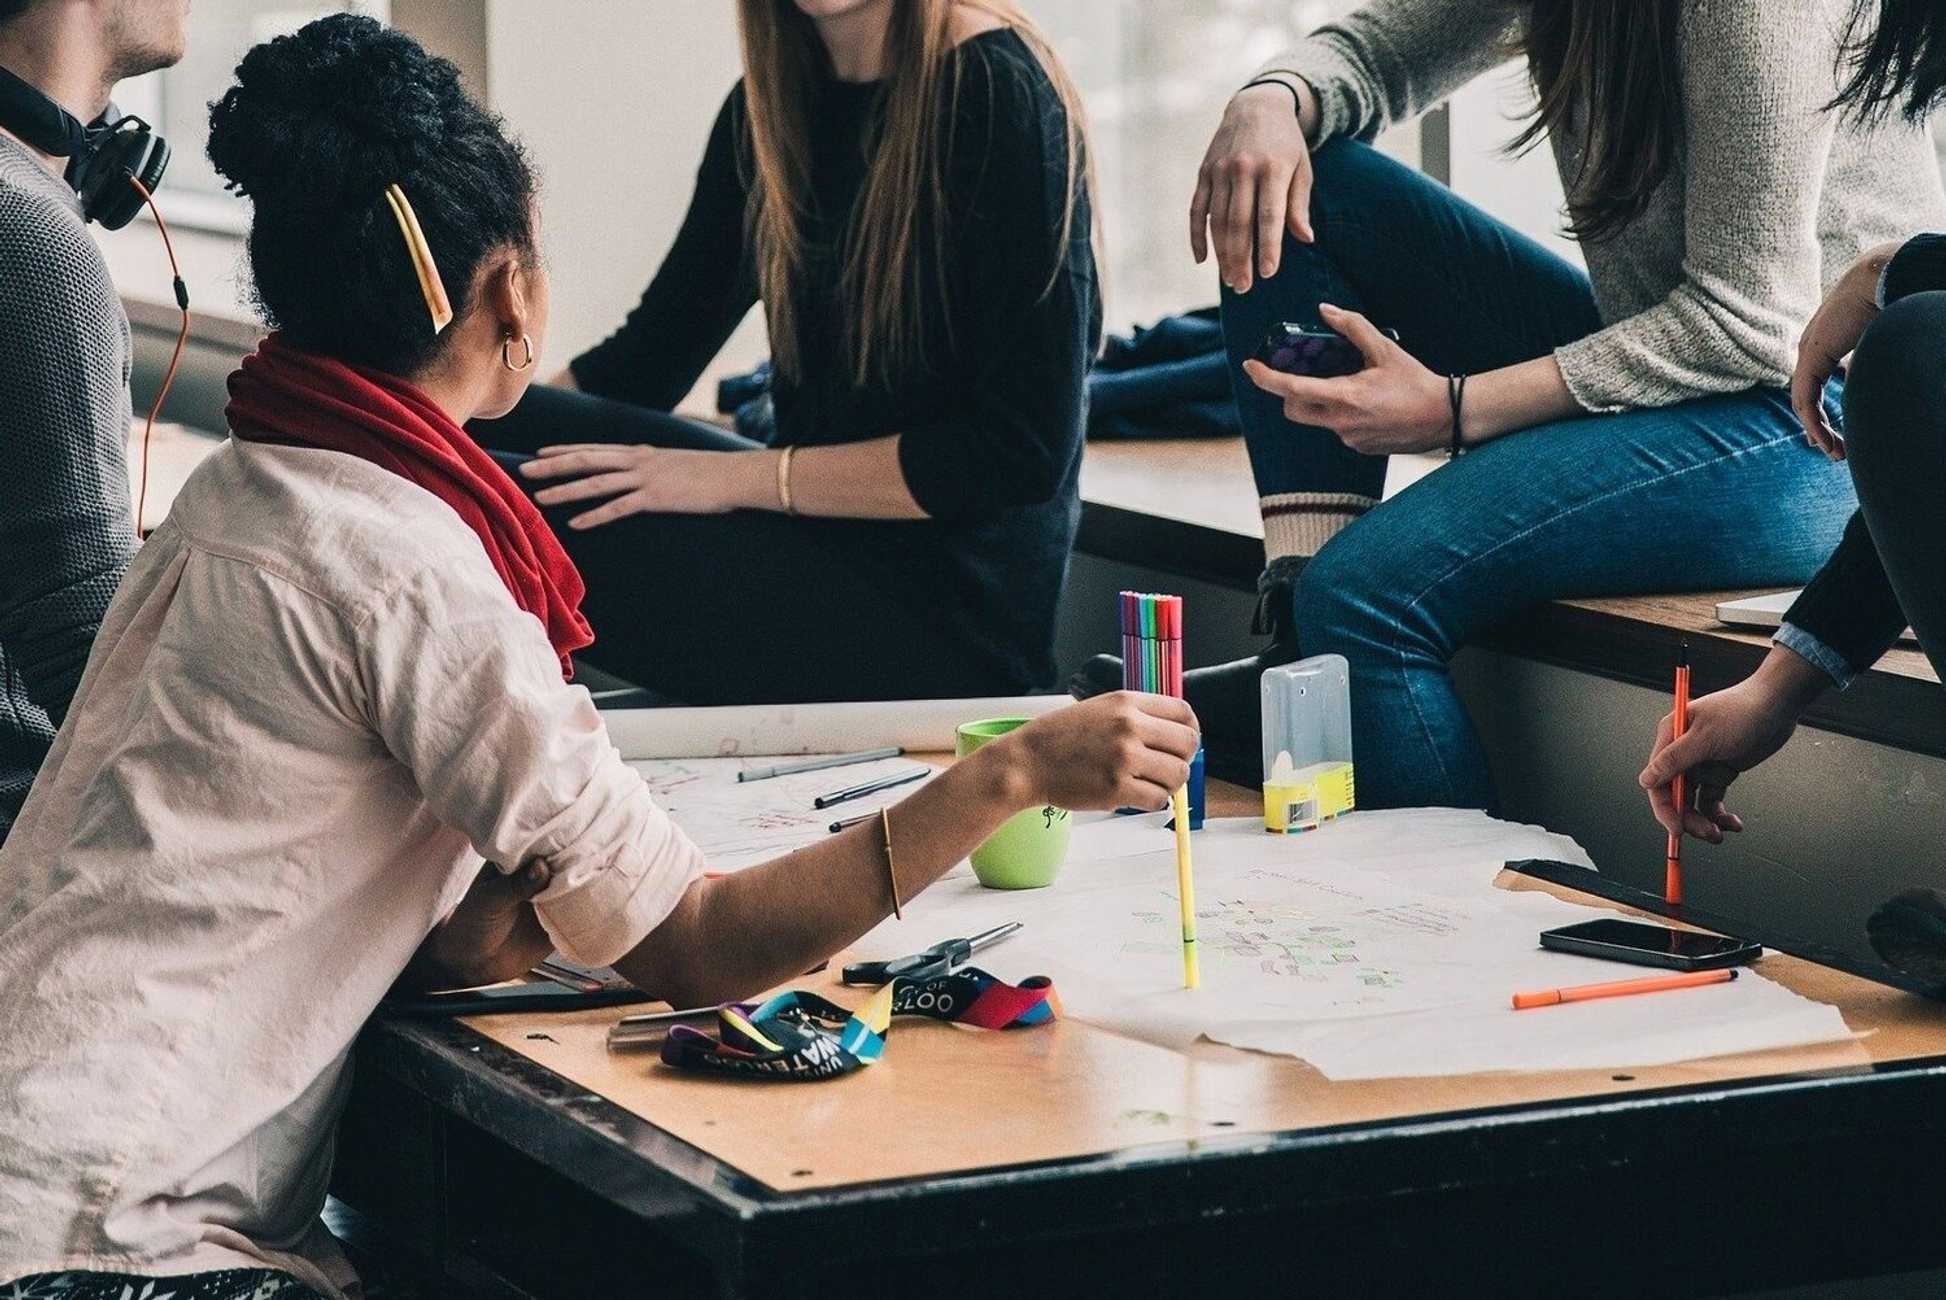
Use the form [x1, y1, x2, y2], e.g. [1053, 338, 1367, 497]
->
[330, 776, 1946, 1298]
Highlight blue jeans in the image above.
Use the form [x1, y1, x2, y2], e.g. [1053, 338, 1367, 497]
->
[1222, 141, 1857, 810]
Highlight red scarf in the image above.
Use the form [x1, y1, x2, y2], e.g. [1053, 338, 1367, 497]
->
[226, 334, 593, 678]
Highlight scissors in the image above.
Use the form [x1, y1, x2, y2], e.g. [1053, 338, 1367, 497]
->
[840, 921, 1023, 985]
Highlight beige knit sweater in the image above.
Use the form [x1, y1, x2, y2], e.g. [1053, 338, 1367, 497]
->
[1261, 0, 1946, 412]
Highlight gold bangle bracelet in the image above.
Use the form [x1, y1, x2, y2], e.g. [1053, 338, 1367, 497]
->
[880, 806, 903, 920]
[776, 445, 797, 516]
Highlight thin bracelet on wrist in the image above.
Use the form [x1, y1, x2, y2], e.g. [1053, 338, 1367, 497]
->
[1239, 75, 1304, 119]
[776, 444, 797, 515]
[1447, 373, 1469, 459]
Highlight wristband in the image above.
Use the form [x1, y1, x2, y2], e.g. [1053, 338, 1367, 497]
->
[1240, 75, 1304, 118]
[1447, 373, 1469, 459]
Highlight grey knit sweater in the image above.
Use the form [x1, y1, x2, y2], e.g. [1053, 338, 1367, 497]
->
[0, 131, 135, 842]
[1263, 0, 1946, 411]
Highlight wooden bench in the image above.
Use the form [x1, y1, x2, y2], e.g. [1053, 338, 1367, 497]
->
[133, 421, 1942, 755]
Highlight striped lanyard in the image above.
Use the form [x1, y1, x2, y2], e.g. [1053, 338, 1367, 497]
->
[660, 968, 1059, 1081]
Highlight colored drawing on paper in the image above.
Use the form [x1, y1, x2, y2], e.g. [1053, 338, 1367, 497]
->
[1122, 896, 1407, 999]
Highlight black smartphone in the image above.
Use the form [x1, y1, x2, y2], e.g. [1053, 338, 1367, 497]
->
[1257, 321, 1399, 378]
[1540, 919, 1761, 971]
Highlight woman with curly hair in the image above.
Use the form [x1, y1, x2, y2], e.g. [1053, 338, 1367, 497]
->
[0, 16, 1192, 1298]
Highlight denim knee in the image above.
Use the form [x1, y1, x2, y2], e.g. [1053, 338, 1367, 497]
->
[1843, 290, 1946, 465]
[1308, 137, 1395, 193]
[1292, 527, 1407, 657]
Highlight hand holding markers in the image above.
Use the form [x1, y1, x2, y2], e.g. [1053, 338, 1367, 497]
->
[1005, 692, 1200, 814]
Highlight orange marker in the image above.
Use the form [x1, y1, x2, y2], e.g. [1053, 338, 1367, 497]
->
[1512, 966, 1735, 1010]
[1664, 643, 1691, 906]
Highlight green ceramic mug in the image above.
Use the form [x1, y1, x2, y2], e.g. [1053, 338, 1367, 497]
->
[957, 717, 1071, 890]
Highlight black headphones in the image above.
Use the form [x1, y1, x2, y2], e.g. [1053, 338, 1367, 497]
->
[0, 59, 169, 230]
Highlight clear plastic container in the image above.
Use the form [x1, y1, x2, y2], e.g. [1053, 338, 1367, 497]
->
[1260, 654, 1356, 833]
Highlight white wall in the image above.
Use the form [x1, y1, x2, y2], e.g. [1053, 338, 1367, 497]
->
[1446, 62, 1581, 270]
[484, 0, 764, 408]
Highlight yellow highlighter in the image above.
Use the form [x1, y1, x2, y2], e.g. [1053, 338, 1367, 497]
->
[1172, 785, 1199, 989]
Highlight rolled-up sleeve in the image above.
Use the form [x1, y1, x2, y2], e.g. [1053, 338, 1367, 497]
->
[359, 564, 704, 968]
[1777, 509, 1911, 688]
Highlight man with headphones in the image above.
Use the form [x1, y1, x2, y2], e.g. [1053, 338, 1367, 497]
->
[0, 0, 186, 843]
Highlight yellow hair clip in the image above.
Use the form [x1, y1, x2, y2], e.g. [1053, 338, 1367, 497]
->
[382, 183, 454, 334]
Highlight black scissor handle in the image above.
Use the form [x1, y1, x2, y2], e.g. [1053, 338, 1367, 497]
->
[840, 947, 949, 986]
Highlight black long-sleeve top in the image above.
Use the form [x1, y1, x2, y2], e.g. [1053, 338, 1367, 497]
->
[572, 29, 1100, 691]
[1780, 233, 1944, 683]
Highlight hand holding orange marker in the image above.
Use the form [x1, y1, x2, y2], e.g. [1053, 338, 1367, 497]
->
[1664, 643, 1691, 906]
[1512, 967, 1735, 1010]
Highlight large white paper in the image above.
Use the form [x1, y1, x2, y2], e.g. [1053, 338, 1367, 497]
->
[630, 755, 936, 874]
[851, 810, 1856, 1079]
[604, 696, 1068, 760]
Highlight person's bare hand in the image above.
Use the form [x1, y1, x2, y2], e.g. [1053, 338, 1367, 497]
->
[1637, 649, 1829, 842]
[1240, 304, 1448, 454]
[521, 444, 761, 525]
[1004, 692, 1201, 812]
[1190, 83, 1315, 294]
[1791, 242, 1899, 461]
[411, 861, 555, 989]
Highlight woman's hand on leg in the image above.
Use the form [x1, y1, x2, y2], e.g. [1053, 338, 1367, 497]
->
[521, 444, 774, 525]
[1792, 241, 1901, 462]
[1192, 82, 1318, 293]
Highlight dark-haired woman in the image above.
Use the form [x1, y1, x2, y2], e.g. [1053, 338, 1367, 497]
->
[1642, 0, 1946, 849]
[470, 0, 1099, 705]
[1120, 0, 1944, 809]
[0, 16, 1195, 1297]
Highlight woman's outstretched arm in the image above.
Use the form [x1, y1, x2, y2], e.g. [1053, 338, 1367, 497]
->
[611, 691, 1199, 1008]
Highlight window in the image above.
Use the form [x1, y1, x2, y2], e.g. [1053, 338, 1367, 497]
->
[117, 1, 387, 231]
[1031, 1, 1378, 331]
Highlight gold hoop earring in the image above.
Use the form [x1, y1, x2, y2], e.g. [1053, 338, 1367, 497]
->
[501, 333, 535, 372]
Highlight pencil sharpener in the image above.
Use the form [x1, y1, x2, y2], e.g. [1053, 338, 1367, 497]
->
[1261, 654, 1355, 833]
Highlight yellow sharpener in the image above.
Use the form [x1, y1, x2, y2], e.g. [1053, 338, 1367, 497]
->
[1264, 761, 1356, 834]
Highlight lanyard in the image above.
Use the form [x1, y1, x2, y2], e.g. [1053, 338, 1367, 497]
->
[659, 967, 1059, 1081]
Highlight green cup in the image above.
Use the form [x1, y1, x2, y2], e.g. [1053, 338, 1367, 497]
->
[957, 717, 1071, 890]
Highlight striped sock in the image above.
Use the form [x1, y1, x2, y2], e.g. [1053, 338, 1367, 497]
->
[1260, 492, 1376, 563]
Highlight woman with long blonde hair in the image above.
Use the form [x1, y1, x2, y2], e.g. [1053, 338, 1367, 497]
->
[476, 0, 1099, 704]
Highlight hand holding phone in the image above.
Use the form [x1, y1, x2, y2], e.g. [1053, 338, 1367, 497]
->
[1257, 321, 1400, 379]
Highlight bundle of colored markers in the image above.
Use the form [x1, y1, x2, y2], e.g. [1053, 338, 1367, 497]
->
[1118, 590, 1199, 990]
[1118, 591, 1184, 698]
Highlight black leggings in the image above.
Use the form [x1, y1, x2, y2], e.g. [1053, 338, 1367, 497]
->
[1843, 291, 1946, 677]
[471, 385, 1002, 704]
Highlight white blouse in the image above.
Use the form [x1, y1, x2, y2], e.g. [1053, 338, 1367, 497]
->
[0, 440, 704, 1296]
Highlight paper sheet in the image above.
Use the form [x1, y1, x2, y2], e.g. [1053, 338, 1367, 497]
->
[851, 810, 1855, 1079]
[604, 696, 1069, 760]
[631, 755, 936, 873]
